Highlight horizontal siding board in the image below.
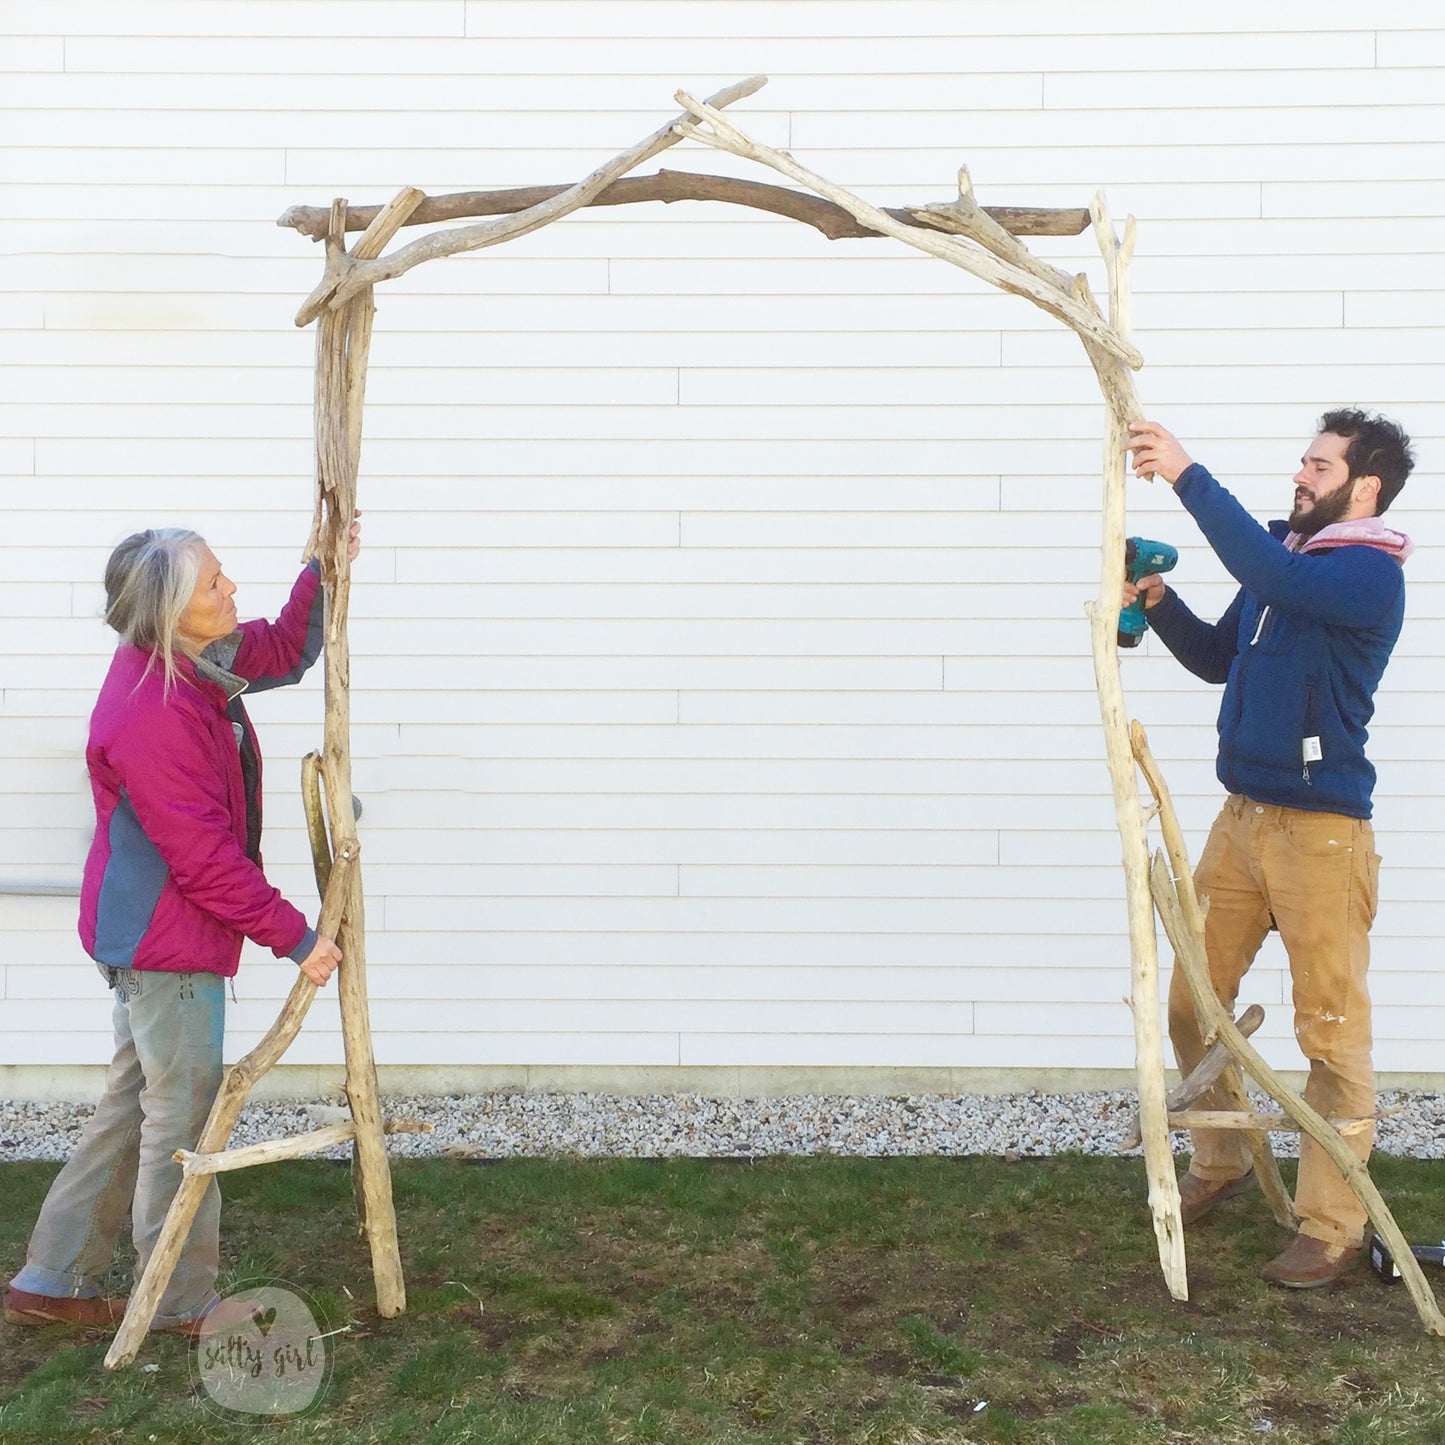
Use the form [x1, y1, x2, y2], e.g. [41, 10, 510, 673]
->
[677, 1033, 1130, 1069]
[374, 723, 1219, 762]
[58, 32, 1376, 76]
[459, 3, 1407, 40]
[0, 1, 466, 36]
[266, 828, 1004, 868]
[6, 107, 792, 151]
[1048, 68, 1445, 109]
[22, 103, 1445, 157]
[0, 35, 63, 66]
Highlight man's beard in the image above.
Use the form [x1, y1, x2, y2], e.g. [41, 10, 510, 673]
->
[1289, 476, 1356, 537]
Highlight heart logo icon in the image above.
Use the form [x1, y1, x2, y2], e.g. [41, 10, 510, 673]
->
[253, 1306, 278, 1337]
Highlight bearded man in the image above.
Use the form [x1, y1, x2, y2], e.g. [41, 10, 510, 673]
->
[1124, 410, 1414, 1288]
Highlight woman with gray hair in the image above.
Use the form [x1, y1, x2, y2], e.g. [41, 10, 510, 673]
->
[4, 519, 358, 1336]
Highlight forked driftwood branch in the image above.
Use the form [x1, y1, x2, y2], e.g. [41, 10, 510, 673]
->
[1131, 723, 1445, 1335]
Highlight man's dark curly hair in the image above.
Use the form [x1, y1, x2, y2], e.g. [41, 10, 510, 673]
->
[1317, 407, 1415, 515]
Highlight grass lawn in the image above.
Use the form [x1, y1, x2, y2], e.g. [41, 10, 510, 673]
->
[4, 1152, 1445, 1443]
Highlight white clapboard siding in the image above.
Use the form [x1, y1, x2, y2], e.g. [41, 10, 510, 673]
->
[2, 2, 1443, 1090]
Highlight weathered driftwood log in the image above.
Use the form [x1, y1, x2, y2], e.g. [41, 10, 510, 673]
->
[104, 845, 357, 1368]
[276, 170, 1091, 244]
[1131, 724, 1445, 1335]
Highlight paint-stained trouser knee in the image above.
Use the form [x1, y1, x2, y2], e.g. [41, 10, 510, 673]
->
[1167, 794, 1380, 1248]
[10, 969, 225, 1325]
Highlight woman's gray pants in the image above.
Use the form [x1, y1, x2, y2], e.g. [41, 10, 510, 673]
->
[10, 968, 225, 1327]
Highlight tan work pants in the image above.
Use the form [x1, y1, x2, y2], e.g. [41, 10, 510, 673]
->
[1167, 793, 1381, 1247]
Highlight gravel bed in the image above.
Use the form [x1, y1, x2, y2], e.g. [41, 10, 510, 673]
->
[3, 1088, 1445, 1164]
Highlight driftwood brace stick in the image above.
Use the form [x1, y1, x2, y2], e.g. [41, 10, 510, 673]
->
[104, 845, 357, 1368]
[1132, 725, 1445, 1334]
[176, 1117, 433, 1177]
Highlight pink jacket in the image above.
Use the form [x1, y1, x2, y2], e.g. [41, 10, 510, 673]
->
[79, 565, 325, 976]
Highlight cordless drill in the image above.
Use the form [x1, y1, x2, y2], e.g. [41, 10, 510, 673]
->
[1118, 537, 1179, 648]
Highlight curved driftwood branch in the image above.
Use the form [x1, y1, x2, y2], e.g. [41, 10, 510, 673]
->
[672, 89, 1142, 370]
[322, 76, 767, 313]
[277, 170, 1091, 244]
[104, 844, 358, 1369]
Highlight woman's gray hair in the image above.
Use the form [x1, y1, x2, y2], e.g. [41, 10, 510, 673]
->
[103, 528, 208, 688]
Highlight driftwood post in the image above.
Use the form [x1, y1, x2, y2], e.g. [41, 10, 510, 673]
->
[306, 187, 428, 1319]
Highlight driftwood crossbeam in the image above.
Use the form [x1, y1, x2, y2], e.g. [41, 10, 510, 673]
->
[101, 76, 1442, 1364]
[277, 172, 1092, 245]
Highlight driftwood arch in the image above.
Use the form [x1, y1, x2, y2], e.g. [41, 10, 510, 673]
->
[104, 77, 1443, 1363]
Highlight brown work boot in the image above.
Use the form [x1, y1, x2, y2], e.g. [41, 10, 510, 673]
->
[1260, 1234, 1363, 1289]
[4, 1285, 128, 1328]
[1178, 1168, 1256, 1225]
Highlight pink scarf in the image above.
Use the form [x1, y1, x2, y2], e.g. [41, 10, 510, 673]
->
[1284, 516, 1414, 563]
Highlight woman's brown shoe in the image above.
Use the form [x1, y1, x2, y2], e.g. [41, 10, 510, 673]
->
[4, 1285, 128, 1327]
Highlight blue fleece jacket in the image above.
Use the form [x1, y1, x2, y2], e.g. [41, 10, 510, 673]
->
[1146, 462, 1406, 819]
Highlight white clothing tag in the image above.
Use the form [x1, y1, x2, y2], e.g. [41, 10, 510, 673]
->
[1303, 736, 1323, 763]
